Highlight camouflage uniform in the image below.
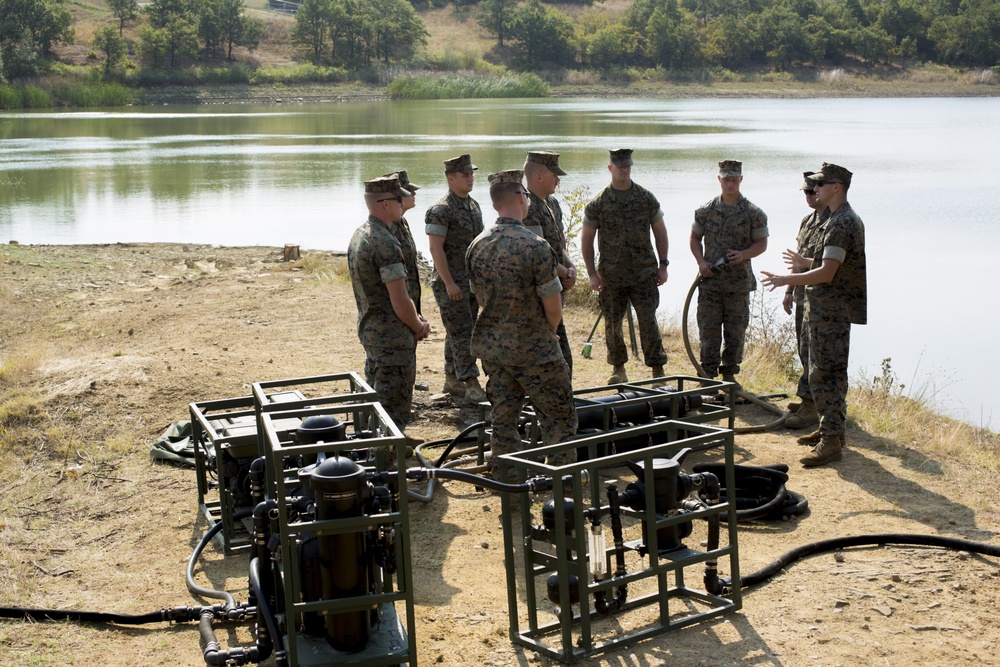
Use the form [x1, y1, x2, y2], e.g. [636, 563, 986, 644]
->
[392, 217, 422, 313]
[792, 208, 828, 400]
[583, 182, 667, 368]
[467, 214, 577, 462]
[692, 194, 769, 377]
[348, 216, 416, 430]
[525, 190, 572, 373]
[425, 190, 484, 381]
[801, 202, 867, 436]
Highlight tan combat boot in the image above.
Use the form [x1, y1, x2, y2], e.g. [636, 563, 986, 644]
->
[608, 364, 628, 384]
[784, 398, 818, 429]
[443, 373, 464, 397]
[464, 377, 487, 404]
[800, 434, 843, 467]
[651, 365, 666, 387]
[797, 429, 846, 447]
[722, 372, 742, 392]
[796, 429, 822, 446]
[786, 401, 801, 413]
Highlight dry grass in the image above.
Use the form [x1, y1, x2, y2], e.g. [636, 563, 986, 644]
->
[419, 6, 495, 57]
[298, 251, 351, 282]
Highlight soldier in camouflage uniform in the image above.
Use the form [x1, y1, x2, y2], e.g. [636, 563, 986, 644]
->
[384, 170, 423, 314]
[348, 175, 431, 438]
[426, 154, 488, 404]
[761, 163, 867, 467]
[781, 173, 829, 429]
[690, 160, 769, 389]
[466, 169, 577, 470]
[581, 149, 669, 385]
[523, 151, 576, 374]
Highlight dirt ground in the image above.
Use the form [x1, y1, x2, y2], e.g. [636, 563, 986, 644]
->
[1, 242, 998, 667]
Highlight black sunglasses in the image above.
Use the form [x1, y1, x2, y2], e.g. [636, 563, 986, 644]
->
[803, 189, 816, 195]
[378, 196, 403, 203]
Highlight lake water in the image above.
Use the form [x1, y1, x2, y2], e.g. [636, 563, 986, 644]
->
[2, 97, 998, 426]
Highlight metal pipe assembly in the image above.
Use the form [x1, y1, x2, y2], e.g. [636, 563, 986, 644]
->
[4, 372, 998, 667]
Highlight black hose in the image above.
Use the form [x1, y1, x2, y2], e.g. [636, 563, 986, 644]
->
[680, 271, 790, 432]
[739, 533, 1000, 591]
[406, 467, 551, 494]
[433, 420, 489, 468]
[0, 603, 215, 625]
[249, 557, 282, 665]
[187, 509, 254, 608]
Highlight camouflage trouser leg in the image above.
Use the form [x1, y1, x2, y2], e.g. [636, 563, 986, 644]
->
[805, 320, 850, 435]
[556, 319, 573, 377]
[432, 281, 480, 380]
[365, 348, 416, 431]
[599, 280, 666, 367]
[794, 297, 812, 400]
[482, 359, 577, 466]
[697, 288, 749, 376]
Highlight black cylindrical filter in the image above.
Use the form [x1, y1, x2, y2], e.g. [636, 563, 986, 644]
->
[309, 455, 370, 652]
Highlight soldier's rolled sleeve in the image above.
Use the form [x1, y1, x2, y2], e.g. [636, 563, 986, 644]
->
[425, 223, 448, 237]
[822, 246, 848, 263]
[751, 226, 770, 240]
[582, 214, 599, 229]
[651, 208, 664, 225]
[536, 275, 563, 300]
[692, 217, 705, 236]
[380, 263, 407, 283]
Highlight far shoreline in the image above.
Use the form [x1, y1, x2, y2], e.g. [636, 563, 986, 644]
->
[133, 78, 1000, 106]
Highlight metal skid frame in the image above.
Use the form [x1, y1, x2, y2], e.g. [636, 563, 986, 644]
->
[259, 401, 416, 667]
[496, 419, 741, 663]
[189, 372, 376, 552]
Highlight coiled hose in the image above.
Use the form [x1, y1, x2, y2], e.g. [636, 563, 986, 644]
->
[681, 271, 790, 433]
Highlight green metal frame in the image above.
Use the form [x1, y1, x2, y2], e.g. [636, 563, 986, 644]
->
[189, 372, 376, 553]
[496, 419, 741, 663]
[259, 401, 416, 667]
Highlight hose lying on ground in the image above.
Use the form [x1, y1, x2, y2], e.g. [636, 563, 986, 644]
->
[681, 271, 790, 433]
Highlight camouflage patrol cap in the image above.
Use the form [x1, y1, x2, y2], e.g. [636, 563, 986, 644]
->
[487, 169, 524, 186]
[807, 162, 853, 187]
[800, 171, 817, 191]
[384, 169, 421, 192]
[719, 160, 743, 177]
[443, 154, 478, 174]
[525, 151, 567, 176]
[364, 175, 410, 197]
[609, 148, 633, 167]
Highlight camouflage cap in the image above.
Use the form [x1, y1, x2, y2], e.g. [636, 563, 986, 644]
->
[384, 170, 421, 192]
[487, 169, 524, 186]
[719, 160, 743, 177]
[609, 148, 633, 167]
[364, 175, 410, 197]
[807, 162, 853, 187]
[525, 151, 567, 176]
[800, 171, 817, 191]
[443, 154, 478, 174]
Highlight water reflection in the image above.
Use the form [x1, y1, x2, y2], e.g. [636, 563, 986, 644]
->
[2, 97, 999, 425]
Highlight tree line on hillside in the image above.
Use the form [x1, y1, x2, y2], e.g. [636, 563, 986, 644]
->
[1, 0, 998, 83]
[1, 0, 263, 80]
[472, 0, 1000, 69]
[288, 0, 1000, 70]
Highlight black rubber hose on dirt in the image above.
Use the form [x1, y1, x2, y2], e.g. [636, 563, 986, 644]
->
[681, 272, 790, 433]
[739, 533, 1000, 591]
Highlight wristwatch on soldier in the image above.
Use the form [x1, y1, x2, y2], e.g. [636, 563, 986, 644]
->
[659, 258, 669, 267]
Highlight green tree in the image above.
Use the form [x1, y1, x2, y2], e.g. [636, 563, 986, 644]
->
[218, 0, 264, 60]
[928, 0, 1000, 66]
[106, 0, 139, 37]
[92, 24, 128, 73]
[759, 5, 812, 68]
[292, 0, 333, 62]
[137, 24, 168, 67]
[368, 0, 427, 62]
[509, 0, 576, 66]
[644, 0, 700, 68]
[477, 0, 517, 47]
[0, 0, 73, 78]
